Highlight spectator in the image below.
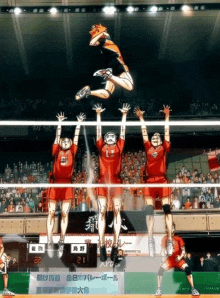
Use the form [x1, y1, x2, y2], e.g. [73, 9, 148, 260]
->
[23, 203, 30, 213]
[0, 198, 8, 213]
[180, 166, 187, 176]
[7, 201, 15, 213]
[20, 198, 26, 208]
[16, 202, 23, 213]
[186, 253, 194, 270]
[192, 196, 199, 209]
[198, 257, 204, 271]
[37, 202, 43, 213]
[28, 197, 35, 213]
[214, 195, 220, 208]
[206, 188, 214, 208]
[172, 195, 181, 210]
[184, 197, 192, 210]
[203, 253, 218, 272]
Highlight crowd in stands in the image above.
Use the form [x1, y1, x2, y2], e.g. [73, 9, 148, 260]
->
[1, 153, 220, 213]
[185, 253, 220, 272]
[171, 166, 220, 210]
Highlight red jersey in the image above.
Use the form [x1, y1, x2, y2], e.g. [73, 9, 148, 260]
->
[162, 235, 185, 259]
[144, 140, 171, 177]
[52, 144, 77, 181]
[96, 137, 125, 182]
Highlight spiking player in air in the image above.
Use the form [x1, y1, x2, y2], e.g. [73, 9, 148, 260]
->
[94, 103, 130, 262]
[0, 237, 15, 296]
[47, 112, 85, 258]
[135, 105, 173, 257]
[155, 223, 200, 296]
[75, 24, 134, 100]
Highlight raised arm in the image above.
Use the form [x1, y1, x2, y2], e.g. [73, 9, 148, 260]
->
[160, 105, 171, 143]
[89, 25, 109, 46]
[119, 103, 130, 140]
[134, 107, 149, 143]
[54, 112, 67, 144]
[93, 104, 106, 141]
[73, 113, 86, 146]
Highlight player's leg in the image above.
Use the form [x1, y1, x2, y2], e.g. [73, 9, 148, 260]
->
[47, 190, 57, 258]
[144, 195, 155, 257]
[109, 72, 134, 91]
[93, 68, 134, 91]
[181, 263, 200, 295]
[90, 80, 115, 99]
[57, 198, 71, 258]
[2, 270, 15, 295]
[97, 196, 108, 262]
[111, 196, 122, 262]
[155, 261, 169, 296]
[75, 80, 115, 100]
[161, 196, 173, 256]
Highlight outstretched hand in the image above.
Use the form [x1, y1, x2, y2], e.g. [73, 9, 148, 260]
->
[56, 112, 67, 122]
[119, 103, 131, 114]
[134, 107, 145, 118]
[92, 104, 106, 114]
[77, 113, 86, 122]
[160, 105, 172, 117]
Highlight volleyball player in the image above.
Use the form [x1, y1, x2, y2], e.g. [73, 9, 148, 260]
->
[0, 237, 15, 296]
[47, 112, 85, 258]
[75, 24, 133, 100]
[155, 223, 199, 296]
[135, 105, 173, 257]
[94, 103, 130, 262]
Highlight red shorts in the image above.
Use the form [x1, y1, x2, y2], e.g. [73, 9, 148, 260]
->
[48, 180, 73, 202]
[96, 178, 123, 198]
[165, 256, 186, 270]
[144, 176, 172, 199]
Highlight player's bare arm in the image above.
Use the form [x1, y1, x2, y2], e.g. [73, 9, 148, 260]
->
[160, 105, 172, 143]
[93, 104, 106, 141]
[119, 103, 131, 140]
[89, 24, 110, 46]
[54, 112, 67, 144]
[134, 107, 149, 143]
[73, 113, 86, 146]
[0, 245, 4, 259]
[176, 245, 186, 262]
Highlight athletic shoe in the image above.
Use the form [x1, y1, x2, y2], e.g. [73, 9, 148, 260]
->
[191, 288, 200, 296]
[47, 242, 54, 258]
[167, 239, 173, 256]
[148, 237, 155, 257]
[110, 246, 118, 262]
[2, 288, 15, 296]
[100, 245, 107, 262]
[57, 241, 64, 259]
[75, 86, 90, 101]
[93, 68, 113, 80]
[155, 288, 162, 296]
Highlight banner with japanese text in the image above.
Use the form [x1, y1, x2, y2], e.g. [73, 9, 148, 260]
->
[28, 272, 124, 294]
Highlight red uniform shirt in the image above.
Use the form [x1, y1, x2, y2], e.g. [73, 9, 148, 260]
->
[144, 140, 171, 177]
[52, 144, 77, 181]
[96, 137, 125, 182]
[162, 235, 185, 259]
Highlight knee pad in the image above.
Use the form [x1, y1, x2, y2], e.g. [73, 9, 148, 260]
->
[158, 267, 165, 277]
[144, 205, 154, 216]
[184, 266, 191, 276]
[163, 204, 171, 214]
